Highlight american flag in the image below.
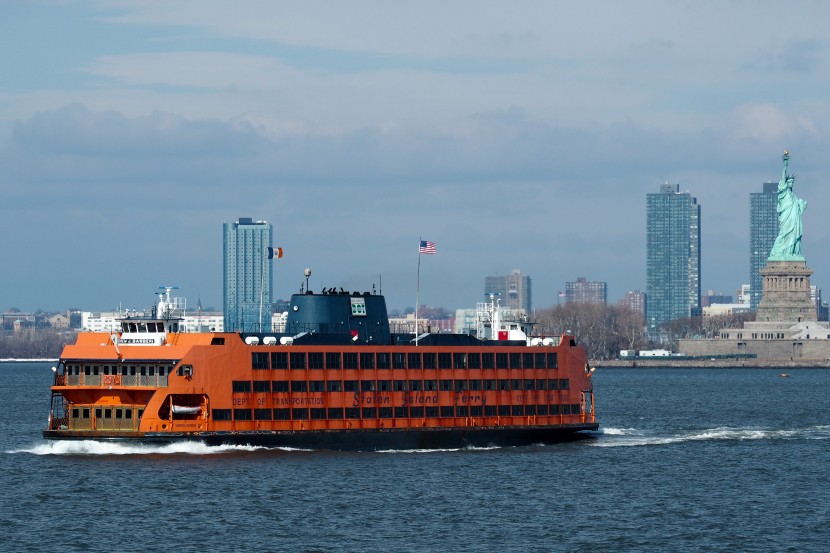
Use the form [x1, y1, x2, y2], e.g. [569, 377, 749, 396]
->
[419, 240, 437, 254]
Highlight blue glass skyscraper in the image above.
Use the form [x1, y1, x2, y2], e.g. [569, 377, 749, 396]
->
[646, 184, 701, 331]
[223, 218, 273, 332]
[749, 182, 778, 309]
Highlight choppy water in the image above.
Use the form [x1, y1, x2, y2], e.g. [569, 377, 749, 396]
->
[2, 363, 828, 552]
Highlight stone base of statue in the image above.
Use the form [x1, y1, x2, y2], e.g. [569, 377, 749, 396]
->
[756, 260, 816, 322]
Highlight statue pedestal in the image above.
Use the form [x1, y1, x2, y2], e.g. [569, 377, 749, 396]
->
[756, 260, 816, 322]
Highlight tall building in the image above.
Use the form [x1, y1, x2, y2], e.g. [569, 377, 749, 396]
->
[484, 270, 532, 313]
[619, 290, 646, 320]
[646, 183, 701, 331]
[565, 277, 607, 304]
[749, 182, 779, 309]
[223, 218, 273, 332]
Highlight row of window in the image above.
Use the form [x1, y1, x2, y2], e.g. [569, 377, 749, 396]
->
[213, 403, 582, 422]
[233, 378, 571, 393]
[252, 351, 558, 371]
[71, 407, 144, 420]
[64, 364, 172, 377]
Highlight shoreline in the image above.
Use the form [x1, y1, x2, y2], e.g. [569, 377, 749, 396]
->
[0, 358, 58, 363]
[593, 358, 830, 369]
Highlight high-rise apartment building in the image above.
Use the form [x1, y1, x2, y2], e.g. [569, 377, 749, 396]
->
[565, 277, 607, 304]
[646, 184, 701, 330]
[223, 218, 273, 332]
[484, 270, 532, 313]
[619, 290, 646, 320]
[749, 182, 779, 309]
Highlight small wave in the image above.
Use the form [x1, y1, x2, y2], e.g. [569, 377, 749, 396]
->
[590, 424, 830, 448]
[376, 445, 502, 454]
[599, 427, 636, 436]
[8, 440, 301, 456]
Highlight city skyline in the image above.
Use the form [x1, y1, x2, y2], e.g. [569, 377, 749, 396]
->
[2, 2, 830, 314]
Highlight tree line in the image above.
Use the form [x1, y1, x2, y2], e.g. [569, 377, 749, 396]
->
[0, 328, 75, 358]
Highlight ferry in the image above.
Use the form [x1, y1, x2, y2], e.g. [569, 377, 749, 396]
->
[45, 285, 598, 449]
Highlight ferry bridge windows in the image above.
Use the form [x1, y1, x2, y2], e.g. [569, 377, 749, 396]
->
[212, 409, 232, 421]
[454, 380, 468, 391]
[485, 406, 497, 417]
[526, 405, 537, 416]
[327, 381, 342, 392]
[346, 408, 360, 419]
[512, 406, 524, 416]
[409, 380, 422, 391]
[344, 380, 358, 392]
[326, 353, 341, 369]
[537, 405, 549, 416]
[509, 353, 521, 368]
[232, 381, 252, 393]
[359, 353, 374, 369]
[393, 353, 406, 369]
[470, 380, 482, 391]
[440, 379, 452, 391]
[470, 406, 483, 417]
[251, 352, 269, 370]
[524, 379, 535, 390]
[292, 408, 308, 420]
[410, 407, 424, 418]
[456, 406, 469, 417]
[273, 409, 290, 420]
[523, 353, 534, 368]
[311, 408, 327, 420]
[253, 380, 271, 393]
[376, 353, 390, 369]
[482, 353, 494, 369]
[328, 408, 344, 419]
[379, 407, 393, 418]
[291, 381, 308, 393]
[440, 406, 454, 417]
[498, 379, 509, 390]
[498, 406, 510, 416]
[548, 353, 558, 369]
[211, 337, 225, 346]
[361, 380, 376, 392]
[535, 353, 547, 368]
[234, 409, 252, 421]
[290, 352, 306, 370]
[422, 353, 436, 369]
[496, 353, 508, 369]
[394, 380, 406, 391]
[310, 380, 324, 392]
[407, 353, 421, 369]
[362, 407, 376, 419]
[454, 353, 466, 369]
[378, 380, 391, 392]
[255, 409, 271, 421]
[484, 379, 496, 391]
[271, 352, 288, 369]
[425, 380, 437, 392]
[272, 381, 289, 392]
[343, 353, 358, 369]
[425, 407, 438, 418]
[468, 353, 481, 369]
[308, 352, 324, 369]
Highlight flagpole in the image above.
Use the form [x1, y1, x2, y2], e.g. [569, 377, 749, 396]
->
[416, 238, 421, 346]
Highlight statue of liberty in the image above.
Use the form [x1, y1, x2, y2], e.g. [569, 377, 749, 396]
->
[768, 150, 807, 261]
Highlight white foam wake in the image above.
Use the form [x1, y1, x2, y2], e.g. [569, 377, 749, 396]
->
[8, 440, 307, 456]
[590, 424, 830, 448]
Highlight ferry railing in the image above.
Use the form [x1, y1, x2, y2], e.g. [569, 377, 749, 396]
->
[61, 373, 169, 388]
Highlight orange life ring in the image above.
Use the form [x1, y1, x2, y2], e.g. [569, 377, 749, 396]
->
[104, 375, 112, 385]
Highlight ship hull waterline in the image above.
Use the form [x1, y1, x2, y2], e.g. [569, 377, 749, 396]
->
[44, 423, 599, 450]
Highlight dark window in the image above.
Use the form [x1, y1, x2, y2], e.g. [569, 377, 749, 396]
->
[526, 405, 537, 416]
[310, 408, 327, 420]
[274, 409, 290, 420]
[470, 406, 483, 417]
[327, 380, 342, 392]
[482, 353, 495, 369]
[343, 353, 358, 369]
[453, 353, 467, 369]
[521, 353, 533, 369]
[424, 379, 437, 391]
[254, 409, 271, 420]
[72, 408, 79, 418]
[291, 381, 308, 392]
[212, 409, 232, 421]
[535, 353, 547, 369]
[536, 379, 548, 390]
[252, 352, 269, 370]
[345, 408, 360, 419]
[440, 406, 454, 417]
[292, 408, 308, 420]
[440, 379, 452, 391]
[272, 380, 289, 392]
[484, 379, 496, 390]
[310, 380, 324, 392]
[328, 408, 344, 419]
[484, 405, 497, 416]
[496, 353, 508, 369]
[548, 352, 558, 368]
[511, 379, 522, 390]
[232, 381, 252, 393]
[394, 380, 407, 391]
[407, 353, 421, 369]
[454, 380, 468, 391]
[104, 409, 112, 418]
[359, 353, 374, 369]
[344, 380, 358, 392]
[425, 407, 438, 418]
[509, 353, 522, 368]
[560, 379, 570, 390]
[361, 380, 376, 392]
[561, 404, 571, 415]
[362, 407, 376, 419]
[537, 405, 549, 415]
[498, 379, 509, 390]
[125, 410, 132, 420]
[308, 352, 324, 369]
[326, 352, 341, 369]
[393, 353, 406, 369]
[376, 353, 390, 369]
[549, 404, 560, 415]
[549, 379, 560, 390]
[456, 406, 469, 417]
[438, 353, 452, 369]
[511, 405, 524, 416]
[498, 405, 510, 416]
[410, 407, 424, 418]
[394, 407, 407, 418]
[378, 407, 393, 418]
[524, 379, 535, 390]
[290, 352, 306, 370]
[409, 380, 422, 391]
[271, 352, 288, 369]
[378, 380, 391, 391]
[253, 380, 271, 393]
[211, 337, 225, 345]
[422, 352, 436, 369]
[234, 409, 252, 420]
[470, 379, 482, 391]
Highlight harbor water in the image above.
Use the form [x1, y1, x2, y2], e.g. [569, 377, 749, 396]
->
[2, 362, 828, 552]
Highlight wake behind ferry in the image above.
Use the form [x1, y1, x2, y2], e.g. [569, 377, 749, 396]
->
[45, 284, 598, 450]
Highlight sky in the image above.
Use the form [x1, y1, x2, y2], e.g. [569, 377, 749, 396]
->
[2, 1, 830, 314]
